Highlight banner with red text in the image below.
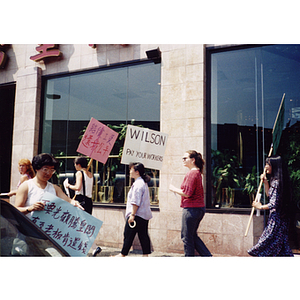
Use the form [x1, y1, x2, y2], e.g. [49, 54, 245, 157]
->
[77, 117, 118, 164]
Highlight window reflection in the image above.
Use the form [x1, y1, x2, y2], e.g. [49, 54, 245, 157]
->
[210, 45, 300, 208]
[42, 62, 161, 205]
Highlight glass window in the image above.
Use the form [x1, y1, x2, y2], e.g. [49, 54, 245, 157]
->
[208, 45, 300, 209]
[41, 62, 161, 205]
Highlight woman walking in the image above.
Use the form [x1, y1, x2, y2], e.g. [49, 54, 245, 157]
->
[248, 156, 294, 256]
[169, 150, 212, 257]
[65, 157, 102, 256]
[65, 157, 94, 214]
[116, 163, 152, 257]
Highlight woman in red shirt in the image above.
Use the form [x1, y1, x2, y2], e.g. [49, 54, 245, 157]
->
[169, 150, 211, 256]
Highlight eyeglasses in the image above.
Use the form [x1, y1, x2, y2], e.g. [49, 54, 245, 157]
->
[41, 167, 56, 175]
[182, 157, 189, 161]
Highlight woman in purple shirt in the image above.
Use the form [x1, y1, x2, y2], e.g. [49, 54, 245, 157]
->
[115, 162, 153, 257]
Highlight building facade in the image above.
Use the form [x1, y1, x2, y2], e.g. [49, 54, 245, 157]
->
[1, 44, 299, 256]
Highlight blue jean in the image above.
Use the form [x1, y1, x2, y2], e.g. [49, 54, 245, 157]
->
[181, 207, 212, 257]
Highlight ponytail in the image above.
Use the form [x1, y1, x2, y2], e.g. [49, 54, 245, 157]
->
[186, 150, 205, 173]
[129, 162, 151, 183]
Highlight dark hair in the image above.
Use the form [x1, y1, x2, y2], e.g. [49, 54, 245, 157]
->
[186, 150, 205, 173]
[265, 156, 291, 219]
[32, 153, 59, 171]
[129, 162, 151, 183]
[74, 156, 88, 168]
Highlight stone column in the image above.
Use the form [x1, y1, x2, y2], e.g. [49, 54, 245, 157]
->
[10, 66, 42, 203]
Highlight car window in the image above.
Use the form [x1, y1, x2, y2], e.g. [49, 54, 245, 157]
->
[1, 200, 68, 256]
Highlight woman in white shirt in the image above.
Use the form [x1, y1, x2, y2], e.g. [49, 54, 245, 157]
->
[66, 156, 93, 214]
[15, 153, 83, 215]
[65, 157, 101, 256]
[116, 162, 153, 257]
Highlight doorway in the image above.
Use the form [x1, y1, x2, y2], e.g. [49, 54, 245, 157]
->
[0, 83, 15, 193]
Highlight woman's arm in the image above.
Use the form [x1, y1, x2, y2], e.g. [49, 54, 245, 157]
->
[169, 184, 189, 197]
[15, 182, 44, 214]
[260, 173, 270, 196]
[67, 171, 82, 191]
[252, 200, 269, 210]
[7, 175, 30, 197]
[7, 190, 17, 197]
[128, 204, 139, 225]
[54, 184, 84, 210]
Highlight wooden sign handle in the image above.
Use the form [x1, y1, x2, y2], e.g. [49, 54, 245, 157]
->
[244, 146, 273, 237]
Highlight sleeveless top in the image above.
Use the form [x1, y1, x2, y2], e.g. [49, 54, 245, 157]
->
[75, 171, 93, 198]
[25, 179, 56, 216]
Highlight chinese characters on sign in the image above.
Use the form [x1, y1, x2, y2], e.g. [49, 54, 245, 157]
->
[31, 192, 103, 256]
[77, 117, 118, 164]
[30, 44, 61, 62]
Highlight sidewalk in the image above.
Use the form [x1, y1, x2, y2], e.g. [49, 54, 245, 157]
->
[88, 246, 300, 257]
[88, 246, 184, 257]
[87, 246, 232, 257]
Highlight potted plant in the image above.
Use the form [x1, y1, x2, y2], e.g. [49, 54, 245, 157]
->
[98, 161, 115, 203]
[243, 165, 259, 204]
[211, 149, 243, 207]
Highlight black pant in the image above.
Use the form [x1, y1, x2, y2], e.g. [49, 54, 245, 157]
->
[121, 216, 151, 256]
[75, 194, 93, 215]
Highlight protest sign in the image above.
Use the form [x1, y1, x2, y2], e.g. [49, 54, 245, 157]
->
[31, 192, 103, 256]
[245, 93, 285, 237]
[272, 93, 285, 155]
[121, 125, 168, 170]
[77, 117, 118, 164]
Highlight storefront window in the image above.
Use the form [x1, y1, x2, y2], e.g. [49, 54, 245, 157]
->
[41, 61, 161, 205]
[208, 45, 300, 209]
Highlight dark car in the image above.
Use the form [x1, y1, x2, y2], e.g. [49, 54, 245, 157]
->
[0, 199, 70, 257]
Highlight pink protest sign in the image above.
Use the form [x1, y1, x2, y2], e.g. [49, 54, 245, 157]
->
[77, 118, 118, 164]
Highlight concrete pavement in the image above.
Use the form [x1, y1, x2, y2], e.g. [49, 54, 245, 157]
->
[88, 246, 184, 257]
[87, 246, 234, 257]
[88, 246, 300, 257]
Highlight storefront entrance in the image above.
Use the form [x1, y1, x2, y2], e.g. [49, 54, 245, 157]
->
[0, 83, 15, 193]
